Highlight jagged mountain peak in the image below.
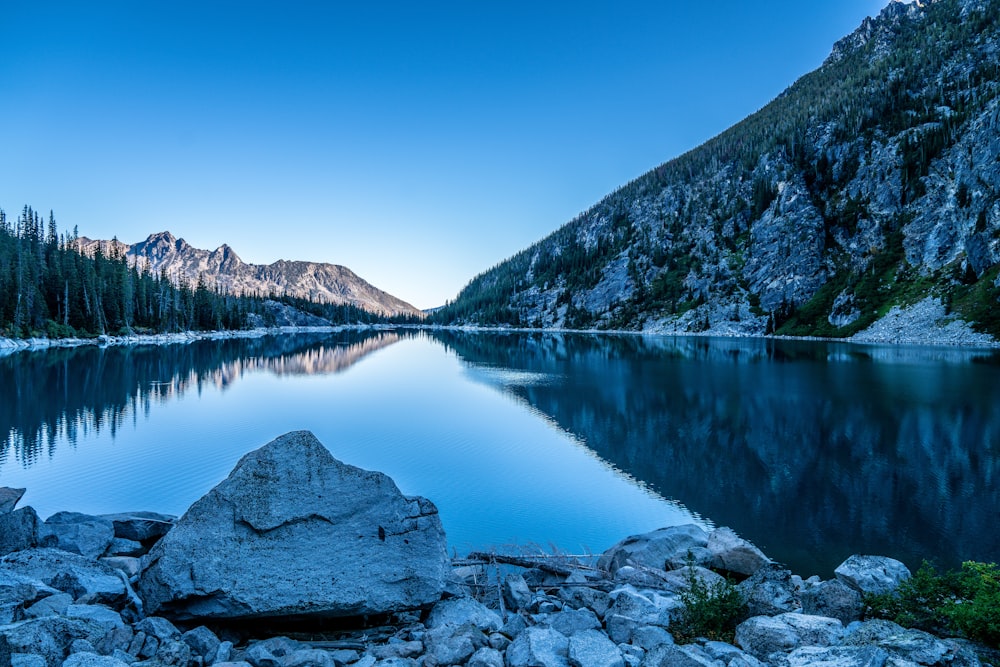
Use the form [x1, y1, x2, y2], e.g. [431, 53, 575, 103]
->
[82, 232, 421, 318]
[825, 0, 926, 66]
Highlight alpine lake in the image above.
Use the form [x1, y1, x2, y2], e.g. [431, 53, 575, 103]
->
[2, 329, 999, 577]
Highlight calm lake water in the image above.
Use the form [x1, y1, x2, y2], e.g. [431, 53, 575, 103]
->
[2, 329, 999, 576]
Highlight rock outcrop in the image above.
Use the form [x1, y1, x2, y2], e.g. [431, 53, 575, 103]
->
[137, 431, 450, 620]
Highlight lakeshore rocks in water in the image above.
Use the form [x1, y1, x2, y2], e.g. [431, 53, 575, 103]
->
[137, 431, 450, 620]
[0, 442, 991, 667]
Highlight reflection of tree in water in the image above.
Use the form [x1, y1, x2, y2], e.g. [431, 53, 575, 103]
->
[0, 332, 400, 468]
[431, 330, 1000, 575]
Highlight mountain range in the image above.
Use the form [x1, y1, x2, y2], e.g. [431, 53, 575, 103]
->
[75, 232, 422, 318]
[434, 0, 1000, 340]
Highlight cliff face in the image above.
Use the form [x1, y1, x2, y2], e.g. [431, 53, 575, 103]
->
[77, 231, 423, 318]
[439, 0, 1000, 340]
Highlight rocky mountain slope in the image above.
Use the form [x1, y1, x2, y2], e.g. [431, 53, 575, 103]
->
[436, 0, 1000, 340]
[76, 232, 422, 318]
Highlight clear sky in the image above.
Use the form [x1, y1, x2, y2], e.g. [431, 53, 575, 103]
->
[1, 1, 893, 310]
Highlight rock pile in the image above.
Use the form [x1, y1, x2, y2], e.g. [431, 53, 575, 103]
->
[0, 431, 990, 667]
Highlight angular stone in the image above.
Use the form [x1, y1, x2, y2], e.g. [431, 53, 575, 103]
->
[547, 609, 601, 637]
[283, 649, 336, 667]
[137, 431, 449, 620]
[153, 638, 191, 666]
[787, 645, 889, 667]
[506, 627, 569, 667]
[64, 606, 125, 635]
[699, 641, 763, 667]
[629, 626, 673, 651]
[801, 580, 863, 625]
[737, 565, 799, 617]
[423, 629, 475, 666]
[503, 574, 532, 612]
[426, 598, 502, 633]
[96, 514, 175, 545]
[0, 508, 39, 557]
[96, 560, 140, 581]
[61, 654, 131, 667]
[468, 647, 504, 667]
[0, 617, 105, 667]
[372, 641, 423, 661]
[0, 489, 26, 515]
[12, 656, 47, 667]
[735, 613, 843, 662]
[104, 541, 143, 559]
[132, 618, 179, 642]
[38, 514, 115, 561]
[639, 644, 716, 667]
[706, 528, 770, 577]
[24, 595, 74, 620]
[834, 556, 911, 597]
[180, 626, 220, 661]
[0, 550, 125, 607]
[567, 629, 622, 667]
[598, 526, 710, 575]
[0, 572, 59, 609]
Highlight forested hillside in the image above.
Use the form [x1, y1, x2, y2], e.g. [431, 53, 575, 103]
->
[433, 0, 1000, 339]
[0, 207, 386, 338]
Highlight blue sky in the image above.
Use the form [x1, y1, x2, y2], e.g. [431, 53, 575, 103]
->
[1, 1, 892, 309]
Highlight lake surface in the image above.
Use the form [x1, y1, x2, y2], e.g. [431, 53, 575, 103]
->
[2, 330, 999, 576]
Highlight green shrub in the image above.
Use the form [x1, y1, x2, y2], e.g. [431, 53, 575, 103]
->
[866, 560, 1000, 648]
[672, 562, 746, 644]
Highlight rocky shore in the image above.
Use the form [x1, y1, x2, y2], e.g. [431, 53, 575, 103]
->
[0, 432, 991, 667]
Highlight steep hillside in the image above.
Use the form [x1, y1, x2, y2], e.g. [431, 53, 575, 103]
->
[78, 232, 422, 318]
[436, 0, 1000, 340]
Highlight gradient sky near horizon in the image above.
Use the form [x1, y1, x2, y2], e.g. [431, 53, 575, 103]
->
[1, 1, 894, 309]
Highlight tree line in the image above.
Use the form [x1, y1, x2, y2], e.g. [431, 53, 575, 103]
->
[0, 206, 393, 338]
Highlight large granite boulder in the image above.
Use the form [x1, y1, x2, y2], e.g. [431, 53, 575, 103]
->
[0, 551, 125, 608]
[0, 509, 39, 557]
[834, 556, 910, 597]
[0, 489, 26, 515]
[38, 514, 114, 561]
[598, 525, 710, 575]
[137, 431, 450, 620]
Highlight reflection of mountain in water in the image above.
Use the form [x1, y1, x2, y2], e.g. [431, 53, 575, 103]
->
[0, 332, 399, 468]
[431, 331, 1000, 576]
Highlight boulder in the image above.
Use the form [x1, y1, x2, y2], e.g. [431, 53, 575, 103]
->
[96, 514, 175, 545]
[598, 526, 709, 575]
[841, 620, 972, 666]
[834, 556, 910, 597]
[801, 580, 863, 625]
[0, 509, 39, 557]
[546, 609, 601, 637]
[137, 431, 450, 620]
[0, 572, 59, 609]
[629, 626, 673, 651]
[706, 528, 770, 576]
[24, 595, 74, 620]
[0, 617, 105, 667]
[699, 641, 763, 667]
[737, 565, 799, 617]
[567, 629, 623, 667]
[38, 515, 115, 561]
[0, 550, 125, 607]
[639, 644, 717, 667]
[505, 627, 568, 667]
[735, 613, 843, 662]
[786, 646, 889, 667]
[180, 626, 220, 661]
[0, 489, 26, 515]
[503, 574, 532, 612]
[103, 541, 142, 559]
[426, 598, 502, 633]
[469, 647, 504, 667]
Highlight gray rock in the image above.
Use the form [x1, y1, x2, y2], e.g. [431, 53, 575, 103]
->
[64, 606, 125, 635]
[96, 560, 139, 581]
[736, 565, 799, 617]
[24, 595, 74, 620]
[352, 656, 375, 667]
[598, 526, 710, 575]
[373, 659, 417, 667]
[787, 646, 889, 667]
[801, 580, 863, 625]
[699, 642, 762, 667]
[138, 431, 449, 620]
[639, 644, 718, 667]
[96, 514, 175, 545]
[735, 614, 842, 662]
[0, 550, 125, 607]
[154, 639, 192, 667]
[0, 508, 39, 557]
[506, 627, 569, 667]
[504, 575, 533, 612]
[0, 489, 26, 515]
[606, 588, 673, 627]
[107, 651, 133, 666]
[213, 663, 253, 667]
[840, 620, 964, 666]
[618, 646, 643, 667]
[371, 642, 423, 661]
[547, 609, 601, 637]
[489, 633, 511, 652]
[244, 638, 304, 667]
[567, 630, 623, 667]
[469, 648, 504, 667]
[705, 528, 770, 577]
[501, 615, 529, 639]
[834, 557, 911, 597]
[557, 583, 610, 619]
[61, 654, 130, 667]
[104, 541, 143, 559]
[282, 649, 336, 667]
[180, 626, 220, 661]
[605, 615, 641, 646]
[629, 627, 673, 651]
[38, 515, 115, 561]
[423, 629, 474, 666]
[214, 640, 235, 664]
[426, 598, 502, 633]
[68, 640, 95, 655]
[0, 572, 59, 609]
[132, 618, 179, 642]
[0, 617, 105, 667]
[326, 649, 357, 664]
[12, 656, 47, 667]
[654, 568, 725, 597]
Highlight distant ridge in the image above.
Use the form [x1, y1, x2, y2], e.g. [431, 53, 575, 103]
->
[77, 232, 422, 318]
